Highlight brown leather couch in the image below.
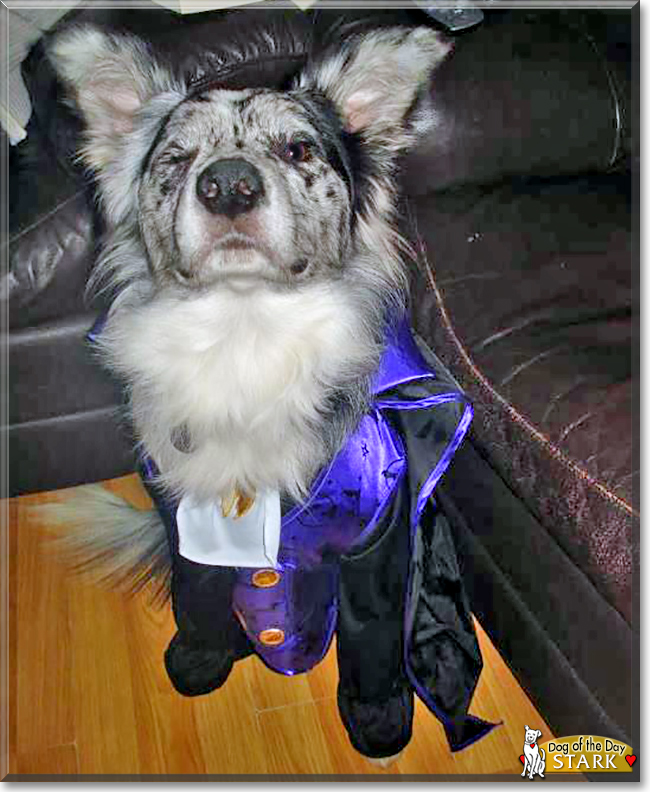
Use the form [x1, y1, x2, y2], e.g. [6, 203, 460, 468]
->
[4, 3, 638, 763]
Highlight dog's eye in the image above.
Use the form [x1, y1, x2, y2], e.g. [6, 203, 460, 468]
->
[168, 153, 193, 165]
[280, 140, 312, 164]
[159, 149, 197, 168]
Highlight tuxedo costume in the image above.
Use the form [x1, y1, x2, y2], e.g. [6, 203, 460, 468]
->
[90, 315, 496, 759]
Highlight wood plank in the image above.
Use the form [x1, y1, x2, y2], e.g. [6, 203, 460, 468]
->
[257, 700, 334, 775]
[15, 743, 79, 775]
[11, 494, 76, 756]
[193, 658, 269, 774]
[120, 592, 207, 775]
[68, 582, 141, 773]
[245, 640, 338, 713]
[474, 616, 555, 775]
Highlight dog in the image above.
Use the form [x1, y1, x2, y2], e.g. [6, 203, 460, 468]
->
[42, 21, 486, 764]
[522, 726, 546, 779]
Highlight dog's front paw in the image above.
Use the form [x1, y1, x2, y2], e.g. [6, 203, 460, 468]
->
[337, 684, 413, 761]
[164, 632, 235, 697]
[365, 751, 403, 768]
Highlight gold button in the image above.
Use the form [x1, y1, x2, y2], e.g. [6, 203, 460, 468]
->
[258, 628, 285, 646]
[252, 569, 281, 588]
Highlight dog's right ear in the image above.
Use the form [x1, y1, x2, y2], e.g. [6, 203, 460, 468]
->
[49, 26, 173, 171]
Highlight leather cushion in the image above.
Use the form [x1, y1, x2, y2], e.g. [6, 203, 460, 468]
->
[5, 406, 134, 495]
[401, 10, 631, 194]
[7, 179, 97, 330]
[8, 313, 123, 425]
[408, 172, 637, 622]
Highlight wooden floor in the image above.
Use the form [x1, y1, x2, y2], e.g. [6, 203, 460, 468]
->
[4, 475, 584, 779]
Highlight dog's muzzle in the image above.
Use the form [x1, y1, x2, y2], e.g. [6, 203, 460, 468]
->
[196, 158, 265, 218]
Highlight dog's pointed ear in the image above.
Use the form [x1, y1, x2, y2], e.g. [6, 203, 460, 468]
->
[298, 27, 451, 147]
[49, 26, 172, 170]
[525, 725, 530, 730]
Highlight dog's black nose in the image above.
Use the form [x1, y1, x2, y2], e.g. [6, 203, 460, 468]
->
[196, 159, 265, 217]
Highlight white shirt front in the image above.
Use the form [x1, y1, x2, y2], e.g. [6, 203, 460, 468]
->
[176, 489, 282, 568]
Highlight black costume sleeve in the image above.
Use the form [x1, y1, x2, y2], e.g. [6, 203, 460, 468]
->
[397, 403, 498, 751]
[336, 479, 414, 758]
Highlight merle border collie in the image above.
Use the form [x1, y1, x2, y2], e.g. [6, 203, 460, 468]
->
[44, 21, 453, 765]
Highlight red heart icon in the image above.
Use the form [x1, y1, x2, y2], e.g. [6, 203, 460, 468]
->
[519, 755, 525, 764]
[626, 755, 636, 767]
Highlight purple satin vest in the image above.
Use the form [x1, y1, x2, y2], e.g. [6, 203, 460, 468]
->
[138, 319, 473, 676]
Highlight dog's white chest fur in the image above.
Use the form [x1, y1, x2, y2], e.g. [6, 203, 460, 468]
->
[100, 282, 377, 501]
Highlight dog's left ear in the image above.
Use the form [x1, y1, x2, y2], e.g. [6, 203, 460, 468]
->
[298, 27, 451, 147]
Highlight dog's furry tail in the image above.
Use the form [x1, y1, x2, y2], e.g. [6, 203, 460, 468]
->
[34, 484, 171, 603]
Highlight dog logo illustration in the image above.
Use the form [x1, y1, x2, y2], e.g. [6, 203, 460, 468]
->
[521, 725, 546, 779]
